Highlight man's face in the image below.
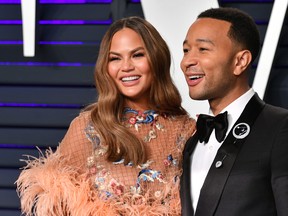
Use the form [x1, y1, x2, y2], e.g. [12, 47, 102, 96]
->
[180, 18, 239, 105]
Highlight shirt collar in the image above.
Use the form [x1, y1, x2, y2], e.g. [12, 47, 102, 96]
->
[208, 88, 255, 134]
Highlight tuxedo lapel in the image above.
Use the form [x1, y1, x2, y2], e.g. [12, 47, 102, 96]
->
[181, 133, 199, 216]
[195, 94, 265, 216]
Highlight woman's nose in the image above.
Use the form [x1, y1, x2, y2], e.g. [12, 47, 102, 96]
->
[121, 59, 134, 71]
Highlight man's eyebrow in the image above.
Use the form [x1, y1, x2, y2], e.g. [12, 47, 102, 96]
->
[182, 38, 215, 46]
[196, 38, 215, 46]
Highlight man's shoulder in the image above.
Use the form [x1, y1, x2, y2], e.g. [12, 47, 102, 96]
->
[263, 103, 288, 116]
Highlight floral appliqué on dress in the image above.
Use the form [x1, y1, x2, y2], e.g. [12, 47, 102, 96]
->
[84, 114, 186, 200]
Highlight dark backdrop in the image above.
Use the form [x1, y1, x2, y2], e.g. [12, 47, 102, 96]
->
[0, 0, 287, 215]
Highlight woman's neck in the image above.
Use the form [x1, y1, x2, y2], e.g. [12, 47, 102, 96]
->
[124, 100, 152, 112]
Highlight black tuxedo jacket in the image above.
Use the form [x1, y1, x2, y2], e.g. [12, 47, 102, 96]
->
[181, 94, 288, 216]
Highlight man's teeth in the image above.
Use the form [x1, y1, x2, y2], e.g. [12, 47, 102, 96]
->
[189, 75, 204, 80]
[121, 76, 140, 82]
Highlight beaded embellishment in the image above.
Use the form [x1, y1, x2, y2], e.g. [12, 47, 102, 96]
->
[84, 118, 185, 199]
[122, 107, 164, 142]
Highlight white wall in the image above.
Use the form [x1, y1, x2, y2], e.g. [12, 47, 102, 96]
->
[141, 0, 219, 118]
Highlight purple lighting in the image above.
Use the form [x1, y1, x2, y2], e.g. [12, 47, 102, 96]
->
[0, 40, 100, 45]
[0, 20, 22, 24]
[0, 40, 23, 44]
[0, 0, 112, 4]
[0, 144, 55, 150]
[0, 20, 112, 25]
[220, 0, 273, 2]
[39, 41, 100, 45]
[0, 144, 37, 149]
[0, 102, 83, 108]
[0, 62, 94, 66]
[41, 0, 112, 3]
[39, 41, 83, 45]
[0, 0, 19, 3]
[39, 19, 112, 25]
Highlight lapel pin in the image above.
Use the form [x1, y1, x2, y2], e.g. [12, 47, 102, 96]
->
[232, 123, 250, 139]
[215, 154, 227, 168]
[215, 161, 222, 168]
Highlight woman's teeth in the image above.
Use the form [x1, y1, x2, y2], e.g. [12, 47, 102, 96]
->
[121, 76, 140, 82]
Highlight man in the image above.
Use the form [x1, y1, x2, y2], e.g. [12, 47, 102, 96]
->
[180, 7, 288, 216]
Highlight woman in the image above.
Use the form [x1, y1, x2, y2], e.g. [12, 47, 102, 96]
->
[17, 16, 196, 215]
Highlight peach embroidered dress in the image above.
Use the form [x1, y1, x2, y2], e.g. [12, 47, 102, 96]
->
[17, 109, 195, 216]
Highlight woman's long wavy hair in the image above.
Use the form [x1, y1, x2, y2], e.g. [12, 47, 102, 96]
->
[88, 16, 187, 165]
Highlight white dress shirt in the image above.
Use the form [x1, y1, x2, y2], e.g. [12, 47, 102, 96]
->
[190, 88, 255, 211]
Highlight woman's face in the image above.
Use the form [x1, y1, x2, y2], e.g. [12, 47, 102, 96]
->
[108, 28, 152, 106]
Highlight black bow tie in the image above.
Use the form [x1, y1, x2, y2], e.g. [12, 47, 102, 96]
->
[196, 111, 228, 143]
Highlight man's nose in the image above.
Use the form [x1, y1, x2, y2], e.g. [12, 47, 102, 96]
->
[182, 52, 198, 68]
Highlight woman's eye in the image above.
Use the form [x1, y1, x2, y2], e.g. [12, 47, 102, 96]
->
[133, 53, 144, 58]
[109, 56, 120, 61]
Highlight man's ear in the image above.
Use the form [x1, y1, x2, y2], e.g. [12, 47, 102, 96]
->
[234, 50, 252, 76]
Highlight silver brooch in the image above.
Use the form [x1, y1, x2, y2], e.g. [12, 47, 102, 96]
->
[232, 123, 250, 139]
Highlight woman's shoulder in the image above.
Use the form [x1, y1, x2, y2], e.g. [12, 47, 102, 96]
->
[61, 110, 94, 146]
[170, 113, 196, 125]
[168, 114, 196, 136]
[77, 110, 92, 121]
[69, 110, 92, 128]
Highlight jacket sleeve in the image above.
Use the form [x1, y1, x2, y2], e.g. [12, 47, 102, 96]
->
[271, 114, 288, 216]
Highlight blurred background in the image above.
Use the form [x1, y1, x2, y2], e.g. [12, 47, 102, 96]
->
[0, 0, 287, 215]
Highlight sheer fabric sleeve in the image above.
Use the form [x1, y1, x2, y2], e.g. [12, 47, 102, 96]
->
[58, 112, 93, 170]
[16, 112, 94, 216]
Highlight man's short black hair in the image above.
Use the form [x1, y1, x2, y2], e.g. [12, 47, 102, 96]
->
[198, 7, 261, 63]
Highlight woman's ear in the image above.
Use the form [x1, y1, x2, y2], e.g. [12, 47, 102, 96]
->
[234, 50, 252, 76]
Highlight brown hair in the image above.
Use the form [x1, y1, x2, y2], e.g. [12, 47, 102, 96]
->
[89, 16, 186, 165]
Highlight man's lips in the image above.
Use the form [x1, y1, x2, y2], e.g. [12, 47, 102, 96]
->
[186, 74, 204, 86]
[188, 75, 204, 80]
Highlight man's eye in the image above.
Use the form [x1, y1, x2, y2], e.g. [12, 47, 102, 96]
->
[183, 48, 188, 53]
[199, 47, 208, 51]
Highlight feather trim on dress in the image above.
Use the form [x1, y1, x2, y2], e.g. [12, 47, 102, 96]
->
[16, 148, 182, 216]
